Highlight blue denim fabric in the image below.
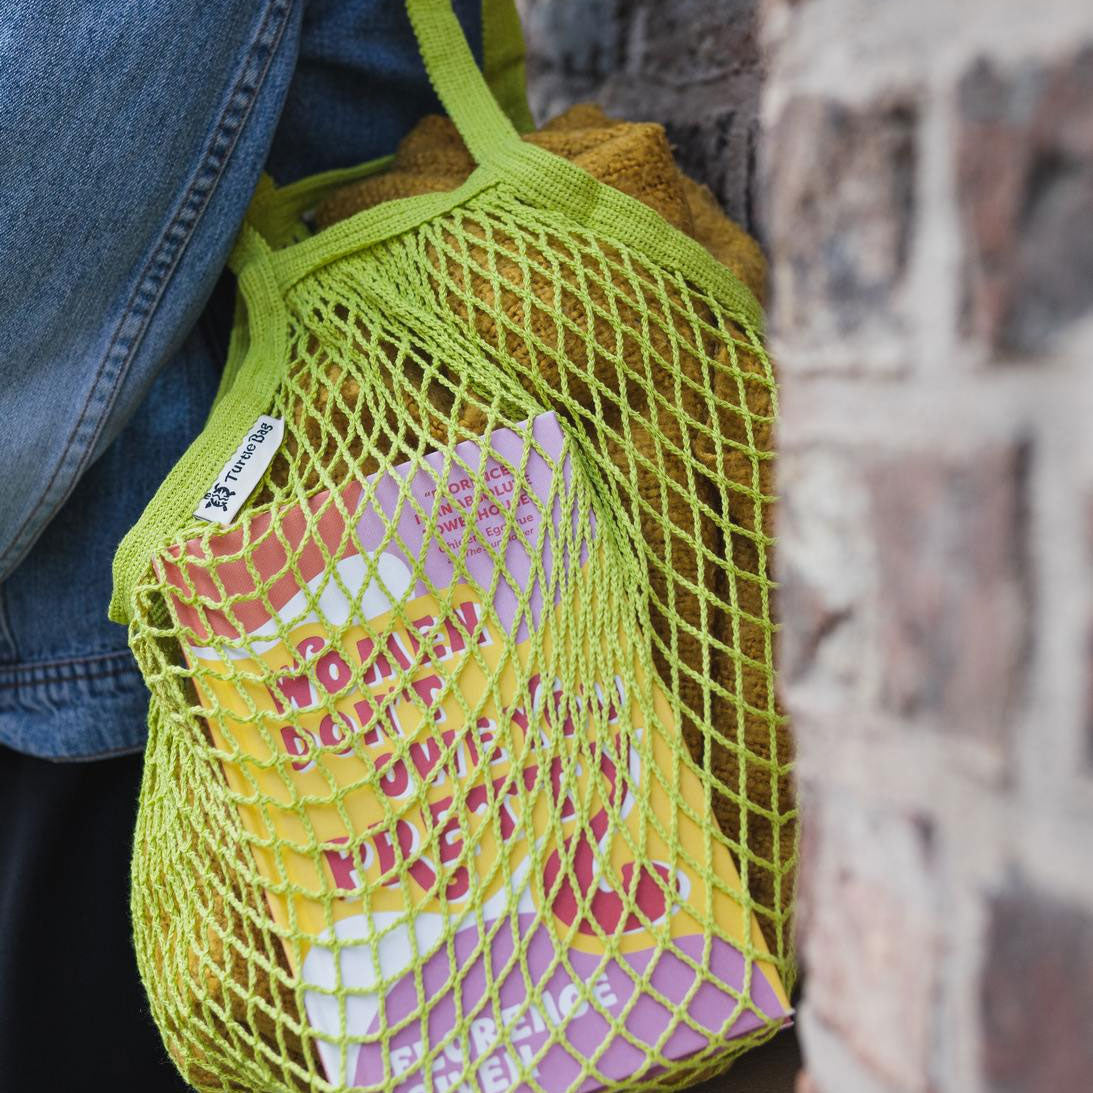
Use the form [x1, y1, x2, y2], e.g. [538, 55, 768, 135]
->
[0, 0, 483, 759]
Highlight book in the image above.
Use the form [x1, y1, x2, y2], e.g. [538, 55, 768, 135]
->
[158, 411, 790, 1090]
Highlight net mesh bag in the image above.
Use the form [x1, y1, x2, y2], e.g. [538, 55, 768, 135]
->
[110, 3, 797, 1090]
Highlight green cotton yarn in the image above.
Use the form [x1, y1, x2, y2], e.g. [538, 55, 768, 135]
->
[110, 2, 796, 1090]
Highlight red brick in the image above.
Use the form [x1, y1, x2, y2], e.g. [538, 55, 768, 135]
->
[957, 46, 1093, 356]
[616, 0, 760, 84]
[521, 0, 765, 228]
[867, 443, 1029, 749]
[765, 94, 917, 351]
[981, 883, 1093, 1091]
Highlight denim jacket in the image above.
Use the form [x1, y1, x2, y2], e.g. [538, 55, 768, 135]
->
[0, 0, 483, 759]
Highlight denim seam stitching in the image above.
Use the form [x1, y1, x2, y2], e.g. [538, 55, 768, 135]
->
[0, 653, 141, 692]
[0, 665, 140, 693]
[0, 648, 136, 676]
[0, 0, 295, 580]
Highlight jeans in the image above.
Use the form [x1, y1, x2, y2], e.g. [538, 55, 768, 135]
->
[0, 0, 483, 760]
[0, 3, 489, 1087]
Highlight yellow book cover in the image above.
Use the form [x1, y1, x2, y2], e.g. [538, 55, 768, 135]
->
[158, 411, 790, 1090]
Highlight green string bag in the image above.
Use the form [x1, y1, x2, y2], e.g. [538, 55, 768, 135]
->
[110, 2, 797, 1090]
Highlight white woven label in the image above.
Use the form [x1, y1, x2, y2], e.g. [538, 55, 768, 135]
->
[194, 415, 284, 525]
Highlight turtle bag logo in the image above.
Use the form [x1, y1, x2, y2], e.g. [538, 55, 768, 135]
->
[201, 482, 236, 513]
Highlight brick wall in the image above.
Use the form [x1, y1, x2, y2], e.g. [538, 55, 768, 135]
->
[762, 0, 1093, 1090]
[517, 0, 765, 231]
[522, 2, 1093, 1090]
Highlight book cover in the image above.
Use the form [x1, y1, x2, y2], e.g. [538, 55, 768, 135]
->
[157, 411, 790, 1090]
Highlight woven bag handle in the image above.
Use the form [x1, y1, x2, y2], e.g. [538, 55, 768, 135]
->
[480, 0, 533, 134]
[242, 0, 532, 249]
[407, 0, 526, 164]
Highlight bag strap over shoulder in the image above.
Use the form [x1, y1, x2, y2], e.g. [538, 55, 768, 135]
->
[481, 0, 534, 135]
[407, 0, 526, 165]
[245, 0, 532, 250]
